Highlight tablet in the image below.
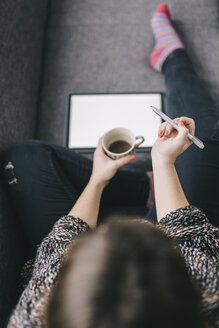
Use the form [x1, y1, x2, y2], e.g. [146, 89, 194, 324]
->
[67, 92, 163, 148]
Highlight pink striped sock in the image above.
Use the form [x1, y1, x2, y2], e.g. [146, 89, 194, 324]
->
[150, 3, 184, 72]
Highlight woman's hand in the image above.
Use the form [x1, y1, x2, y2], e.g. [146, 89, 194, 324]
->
[90, 137, 134, 188]
[151, 117, 195, 165]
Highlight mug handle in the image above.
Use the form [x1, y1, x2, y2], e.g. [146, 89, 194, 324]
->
[135, 136, 145, 147]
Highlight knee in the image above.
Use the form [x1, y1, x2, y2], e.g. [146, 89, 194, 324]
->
[4, 140, 46, 162]
[3, 140, 50, 178]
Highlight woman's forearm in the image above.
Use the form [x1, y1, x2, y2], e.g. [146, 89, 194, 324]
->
[152, 160, 189, 222]
[68, 177, 105, 229]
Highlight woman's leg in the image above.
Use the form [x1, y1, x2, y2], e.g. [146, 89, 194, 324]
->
[148, 3, 219, 226]
[162, 49, 219, 227]
[4, 140, 83, 256]
[162, 49, 219, 141]
[3, 140, 150, 255]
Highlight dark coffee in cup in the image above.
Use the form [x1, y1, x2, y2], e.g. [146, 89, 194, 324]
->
[102, 127, 144, 159]
[108, 140, 132, 153]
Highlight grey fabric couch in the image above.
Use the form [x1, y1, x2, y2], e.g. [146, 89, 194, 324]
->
[1, 0, 219, 325]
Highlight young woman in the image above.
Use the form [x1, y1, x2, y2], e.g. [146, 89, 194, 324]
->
[5, 3, 219, 328]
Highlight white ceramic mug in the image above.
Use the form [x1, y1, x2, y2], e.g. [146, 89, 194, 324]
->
[102, 127, 145, 159]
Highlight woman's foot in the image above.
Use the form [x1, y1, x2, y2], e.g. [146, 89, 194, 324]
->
[150, 3, 184, 72]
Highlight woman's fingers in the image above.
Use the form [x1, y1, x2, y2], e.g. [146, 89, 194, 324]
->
[176, 122, 192, 149]
[95, 136, 105, 155]
[114, 154, 134, 169]
[97, 136, 104, 148]
[177, 117, 195, 135]
[158, 118, 180, 137]
[158, 117, 195, 137]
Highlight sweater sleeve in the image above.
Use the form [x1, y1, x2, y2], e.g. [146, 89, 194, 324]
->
[159, 205, 219, 326]
[7, 216, 90, 328]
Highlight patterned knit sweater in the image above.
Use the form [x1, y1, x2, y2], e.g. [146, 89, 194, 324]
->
[7, 205, 219, 327]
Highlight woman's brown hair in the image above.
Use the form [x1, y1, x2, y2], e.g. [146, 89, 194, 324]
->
[45, 218, 205, 328]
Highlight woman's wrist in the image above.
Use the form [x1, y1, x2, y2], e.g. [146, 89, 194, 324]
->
[151, 156, 189, 221]
[68, 174, 105, 228]
[152, 155, 175, 169]
[89, 175, 108, 190]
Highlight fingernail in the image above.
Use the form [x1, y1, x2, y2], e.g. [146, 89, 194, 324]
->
[129, 155, 135, 161]
[165, 130, 169, 135]
[159, 130, 163, 137]
[180, 121, 184, 126]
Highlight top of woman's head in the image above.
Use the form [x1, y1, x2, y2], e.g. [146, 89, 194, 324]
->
[46, 218, 205, 328]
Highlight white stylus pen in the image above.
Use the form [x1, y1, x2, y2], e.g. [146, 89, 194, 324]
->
[150, 106, 205, 149]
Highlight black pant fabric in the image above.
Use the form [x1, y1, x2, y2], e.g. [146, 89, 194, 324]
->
[147, 49, 219, 226]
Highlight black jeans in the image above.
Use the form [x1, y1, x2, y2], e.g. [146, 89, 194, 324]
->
[3, 140, 150, 256]
[147, 49, 219, 226]
[3, 49, 219, 256]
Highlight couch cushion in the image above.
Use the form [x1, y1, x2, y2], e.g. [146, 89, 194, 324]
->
[0, 0, 48, 325]
[0, 0, 48, 154]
